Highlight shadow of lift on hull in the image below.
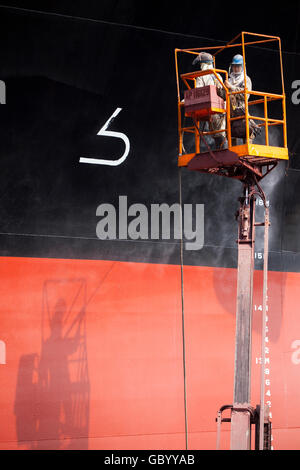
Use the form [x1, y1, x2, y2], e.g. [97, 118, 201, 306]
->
[14, 279, 90, 449]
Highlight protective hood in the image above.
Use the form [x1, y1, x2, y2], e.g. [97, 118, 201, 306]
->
[229, 65, 246, 86]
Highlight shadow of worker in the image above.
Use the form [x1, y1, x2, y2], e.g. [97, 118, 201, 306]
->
[37, 297, 89, 448]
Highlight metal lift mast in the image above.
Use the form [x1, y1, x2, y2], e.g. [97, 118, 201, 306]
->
[175, 32, 288, 450]
[231, 181, 269, 450]
[231, 183, 256, 450]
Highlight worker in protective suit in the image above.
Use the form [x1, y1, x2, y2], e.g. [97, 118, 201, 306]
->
[193, 52, 226, 149]
[224, 54, 259, 144]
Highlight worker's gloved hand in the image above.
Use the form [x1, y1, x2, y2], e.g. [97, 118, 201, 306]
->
[224, 80, 233, 90]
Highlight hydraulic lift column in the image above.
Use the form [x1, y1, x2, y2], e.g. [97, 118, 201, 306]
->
[230, 184, 256, 450]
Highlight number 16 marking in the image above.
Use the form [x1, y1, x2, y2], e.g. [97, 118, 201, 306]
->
[79, 108, 130, 166]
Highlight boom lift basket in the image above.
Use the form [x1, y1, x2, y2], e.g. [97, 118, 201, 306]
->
[175, 32, 289, 182]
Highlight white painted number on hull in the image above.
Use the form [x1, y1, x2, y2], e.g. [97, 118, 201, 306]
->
[79, 108, 130, 166]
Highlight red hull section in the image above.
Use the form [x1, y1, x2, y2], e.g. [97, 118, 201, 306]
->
[0, 257, 299, 450]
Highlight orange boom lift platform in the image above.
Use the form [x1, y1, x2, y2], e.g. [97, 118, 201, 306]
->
[175, 32, 288, 451]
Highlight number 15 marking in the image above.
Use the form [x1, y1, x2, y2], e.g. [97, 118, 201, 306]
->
[79, 108, 130, 166]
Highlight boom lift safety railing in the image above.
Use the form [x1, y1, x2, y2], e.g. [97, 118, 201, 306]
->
[175, 32, 288, 168]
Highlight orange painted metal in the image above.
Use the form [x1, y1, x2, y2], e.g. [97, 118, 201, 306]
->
[179, 38, 278, 54]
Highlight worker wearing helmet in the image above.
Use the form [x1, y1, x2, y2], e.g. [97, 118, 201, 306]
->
[225, 54, 252, 109]
[225, 54, 258, 143]
[193, 52, 226, 149]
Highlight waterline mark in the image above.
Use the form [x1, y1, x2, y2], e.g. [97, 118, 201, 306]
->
[96, 196, 204, 251]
